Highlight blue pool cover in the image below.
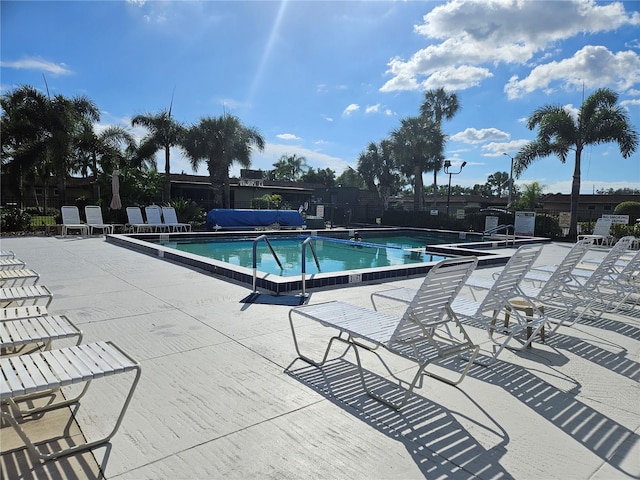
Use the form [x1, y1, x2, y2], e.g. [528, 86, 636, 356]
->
[206, 209, 306, 230]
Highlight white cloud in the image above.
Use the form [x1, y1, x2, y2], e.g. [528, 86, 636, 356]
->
[320, 114, 334, 122]
[365, 104, 380, 114]
[229, 142, 349, 177]
[420, 65, 492, 91]
[621, 98, 640, 107]
[0, 57, 72, 75]
[481, 140, 531, 156]
[343, 103, 360, 116]
[450, 127, 510, 144]
[276, 133, 301, 141]
[505, 46, 640, 99]
[381, 0, 639, 93]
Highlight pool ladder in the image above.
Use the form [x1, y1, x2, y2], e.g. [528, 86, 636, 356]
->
[251, 235, 320, 295]
[482, 224, 516, 245]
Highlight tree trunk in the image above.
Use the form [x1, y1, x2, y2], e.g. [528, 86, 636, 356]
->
[568, 149, 582, 239]
[164, 146, 171, 203]
[223, 166, 231, 209]
[414, 163, 424, 211]
[432, 170, 437, 206]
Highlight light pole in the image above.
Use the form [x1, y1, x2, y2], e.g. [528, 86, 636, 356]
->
[503, 152, 514, 206]
[443, 160, 466, 216]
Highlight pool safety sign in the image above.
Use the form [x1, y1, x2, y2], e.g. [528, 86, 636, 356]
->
[515, 211, 536, 236]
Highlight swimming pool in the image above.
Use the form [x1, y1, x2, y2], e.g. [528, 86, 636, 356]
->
[106, 228, 521, 294]
[154, 234, 450, 277]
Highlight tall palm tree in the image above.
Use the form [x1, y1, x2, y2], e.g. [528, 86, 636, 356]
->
[515, 88, 638, 238]
[183, 114, 265, 208]
[131, 109, 184, 202]
[420, 88, 460, 201]
[391, 116, 444, 211]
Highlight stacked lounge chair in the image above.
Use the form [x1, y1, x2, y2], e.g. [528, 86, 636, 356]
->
[0, 253, 141, 461]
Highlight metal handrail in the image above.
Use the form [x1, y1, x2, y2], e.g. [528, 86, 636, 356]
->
[301, 237, 320, 296]
[482, 224, 516, 245]
[252, 235, 283, 293]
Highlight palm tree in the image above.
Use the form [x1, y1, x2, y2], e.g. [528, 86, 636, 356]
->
[272, 154, 307, 181]
[515, 88, 638, 238]
[131, 109, 184, 202]
[357, 139, 398, 209]
[1, 85, 100, 207]
[183, 114, 265, 208]
[420, 88, 460, 199]
[391, 116, 444, 211]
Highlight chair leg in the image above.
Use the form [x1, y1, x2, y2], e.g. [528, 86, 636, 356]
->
[289, 314, 351, 367]
[4, 365, 141, 461]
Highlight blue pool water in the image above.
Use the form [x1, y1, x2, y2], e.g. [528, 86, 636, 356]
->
[155, 232, 466, 277]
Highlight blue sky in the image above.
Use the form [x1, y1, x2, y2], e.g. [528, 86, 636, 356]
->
[2, 0, 639, 194]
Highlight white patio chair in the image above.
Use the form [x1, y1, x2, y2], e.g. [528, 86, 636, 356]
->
[0, 251, 15, 259]
[577, 217, 614, 246]
[126, 206, 154, 233]
[515, 236, 636, 328]
[162, 206, 191, 232]
[1, 341, 141, 460]
[0, 285, 53, 308]
[61, 206, 89, 236]
[1, 305, 49, 321]
[0, 268, 40, 287]
[85, 205, 114, 235]
[0, 258, 26, 270]
[145, 205, 169, 232]
[373, 245, 545, 362]
[1, 313, 83, 352]
[289, 257, 480, 409]
[464, 239, 594, 333]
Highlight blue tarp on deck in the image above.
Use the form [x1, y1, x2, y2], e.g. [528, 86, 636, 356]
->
[206, 209, 306, 230]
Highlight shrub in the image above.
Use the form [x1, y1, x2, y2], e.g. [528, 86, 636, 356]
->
[534, 214, 562, 239]
[1, 208, 32, 232]
[611, 222, 640, 239]
[167, 198, 205, 227]
[614, 201, 640, 223]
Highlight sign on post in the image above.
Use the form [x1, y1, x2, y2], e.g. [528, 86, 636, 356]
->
[515, 211, 536, 236]
[602, 214, 629, 225]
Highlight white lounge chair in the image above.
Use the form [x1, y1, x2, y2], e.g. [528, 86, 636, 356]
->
[0, 285, 53, 308]
[0, 314, 83, 352]
[61, 206, 89, 236]
[1, 306, 49, 321]
[0, 258, 26, 270]
[1, 341, 141, 460]
[0, 251, 15, 259]
[464, 239, 595, 332]
[513, 236, 636, 329]
[0, 268, 40, 287]
[145, 205, 169, 232]
[85, 205, 114, 235]
[373, 245, 545, 361]
[126, 206, 154, 233]
[577, 217, 614, 246]
[162, 206, 191, 232]
[289, 257, 480, 409]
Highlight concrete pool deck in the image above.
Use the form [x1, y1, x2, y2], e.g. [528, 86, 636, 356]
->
[0, 235, 638, 479]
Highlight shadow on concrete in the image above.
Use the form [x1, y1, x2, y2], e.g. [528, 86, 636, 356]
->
[286, 358, 511, 479]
